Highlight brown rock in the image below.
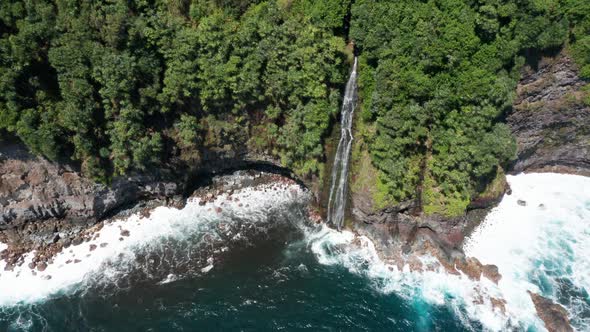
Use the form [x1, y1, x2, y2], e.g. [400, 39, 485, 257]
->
[455, 257, 483, 281]
[528, 291, 573, 332]
[120, 230, 130, 237]
[89, 244, 97, 251]
[482, 264, 502, 284]
[72, 237, 83, 246]
[490, 297, 507, 314]
[36, 262, 47, 272]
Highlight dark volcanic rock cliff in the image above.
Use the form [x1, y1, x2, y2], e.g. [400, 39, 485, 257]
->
[0, 142, 181, 248]
[508, 54, 590, 176]
[0, 139, 302, 251]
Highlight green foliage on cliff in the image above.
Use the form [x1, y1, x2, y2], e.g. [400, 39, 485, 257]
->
[0, 0, 345, 180]
[350, 0, 576, 216]
[562, 0, 590, 78]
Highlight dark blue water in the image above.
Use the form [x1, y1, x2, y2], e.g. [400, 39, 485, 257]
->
[0, 228, 472, 332]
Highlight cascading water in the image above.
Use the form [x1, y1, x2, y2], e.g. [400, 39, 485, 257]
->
[327, 57, 358, 230]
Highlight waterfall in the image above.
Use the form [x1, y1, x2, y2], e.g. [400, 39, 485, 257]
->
[327, 57, 358, 230]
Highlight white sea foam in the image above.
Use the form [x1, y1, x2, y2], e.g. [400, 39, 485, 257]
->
[0, 181, 308, 307]
[465, 173, 590, 330]
[308, 173, 590, 331]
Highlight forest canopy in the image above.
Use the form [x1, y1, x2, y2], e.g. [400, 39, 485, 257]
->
[1, 0, 588, 216]
[0, 0, 347, 181]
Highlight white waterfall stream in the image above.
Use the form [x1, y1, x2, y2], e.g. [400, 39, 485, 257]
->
[327, 57, 358, 230]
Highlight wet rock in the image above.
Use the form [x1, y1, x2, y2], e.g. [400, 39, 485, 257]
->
[100, 243, 108, 248]
[528, 291, 573, 332]
[72, 237, 83, 246]
[215, 207, 222, 214]
[455, 257, 483, 281]
[74, 259, 81, 264]
[28, 262, 36, 270]
[89, 244, 97, 251]
[517, 199, 527, 206]
[482, 264, 502, 284]
[36, 262, 47, 272]
[0, 141, 182, 250]
[120, 229, 130, 237]
[490, 297, 507, 314]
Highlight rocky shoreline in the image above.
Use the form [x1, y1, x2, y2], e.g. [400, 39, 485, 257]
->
[0, 140, 182, 250]
[0, 169, 307, 273]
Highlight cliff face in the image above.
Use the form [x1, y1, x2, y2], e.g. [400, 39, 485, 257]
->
[0, 142, 181, 249]
[0, 137, 308, 251]
[508, 54, 590, 176]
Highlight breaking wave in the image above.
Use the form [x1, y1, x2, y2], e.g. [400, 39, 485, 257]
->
[465, 173, 590, 330]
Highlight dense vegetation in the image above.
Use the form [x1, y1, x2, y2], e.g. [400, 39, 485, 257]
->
[0, 0, 348, 181]
[351, 0, 590, 215]
[1, 0, 588, 216]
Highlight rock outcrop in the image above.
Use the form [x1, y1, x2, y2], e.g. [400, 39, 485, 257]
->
[508, 53, 590, 176]
[0, 142, 181, 249]
[528, 292, 573, 332]
[0, 138, 304, 253]
[351, 214, 502, 285]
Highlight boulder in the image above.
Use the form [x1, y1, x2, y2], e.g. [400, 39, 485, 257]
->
[528, 292, 573, 332]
